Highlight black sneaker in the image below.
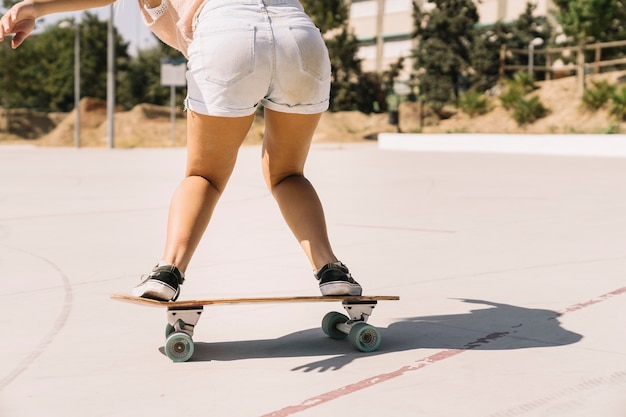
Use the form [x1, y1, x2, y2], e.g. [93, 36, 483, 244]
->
[315, 262, 362, 296]
[132, 265, 184, 301]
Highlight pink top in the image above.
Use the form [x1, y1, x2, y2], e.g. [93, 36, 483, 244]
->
[138, 0, 206, 58]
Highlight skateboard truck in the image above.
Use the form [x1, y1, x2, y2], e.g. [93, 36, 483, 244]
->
[164, 307, 203, 362]
[167, 307, 203, 336]
[334, 300, 377, 337]
[321, 300, 381, 353]
[342, 299, 377, 321]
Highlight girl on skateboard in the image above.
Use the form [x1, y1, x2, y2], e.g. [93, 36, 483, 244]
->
[0, 0, 362, 300]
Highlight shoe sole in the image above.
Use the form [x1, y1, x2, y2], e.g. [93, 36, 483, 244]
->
[319, 282, 362, 296]
[132, 281, 177, 301]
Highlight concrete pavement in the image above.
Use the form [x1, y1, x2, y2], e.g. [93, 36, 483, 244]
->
[0, 141, 625, 416]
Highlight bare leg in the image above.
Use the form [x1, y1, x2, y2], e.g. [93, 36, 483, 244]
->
[161, 111, 255, 273]
[262, 109, 337, 270]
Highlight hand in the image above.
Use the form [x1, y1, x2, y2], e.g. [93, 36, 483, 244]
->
[0, 1, 38, 49]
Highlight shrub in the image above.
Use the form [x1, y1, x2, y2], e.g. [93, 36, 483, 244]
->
[601, 124, 621, 134]
[510, 71, 537, 93]
[499, 72, 548, 126]
[512, 96, 549, 126]
[499, 83, 525, 110]
[458, 91, 491, 116]
[582, 80, 616, 111]
[499, 72, 536, 110]
[609, 86, 626, 121]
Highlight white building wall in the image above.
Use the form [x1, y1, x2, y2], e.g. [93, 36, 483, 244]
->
[349, 0, 555, 75]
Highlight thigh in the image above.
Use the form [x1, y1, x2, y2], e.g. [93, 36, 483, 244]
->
[261, 109, 323, 187]
[186, 111, 255, 191]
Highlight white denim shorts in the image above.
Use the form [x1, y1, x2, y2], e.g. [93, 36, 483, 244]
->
[185, 0, 331, 117]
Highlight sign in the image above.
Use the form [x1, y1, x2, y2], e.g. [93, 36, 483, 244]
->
[161, 58, 187, 87]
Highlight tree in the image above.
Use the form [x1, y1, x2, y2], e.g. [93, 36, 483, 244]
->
[120, 39, 186, 109]
[411, 0, 479, 113]
[300, 0, 349, 34]
[301, 0, 383, 113]
[325, 24, 363, 111]
[553, 0, 626, 67]
[77, 13, 130, 106]
[553, 0, 625, 44]
[0, 11, 130, 112]
[471, 3, 552, 89]
[301, 0, 357, 112]
[0, 0, 377, 114]
[355, 71, 386, 113]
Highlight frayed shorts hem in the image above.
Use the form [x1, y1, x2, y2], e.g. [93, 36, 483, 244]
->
[184, 96, 330, 117]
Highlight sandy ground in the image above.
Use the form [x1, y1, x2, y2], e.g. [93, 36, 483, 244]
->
[407, 70, 626, 135]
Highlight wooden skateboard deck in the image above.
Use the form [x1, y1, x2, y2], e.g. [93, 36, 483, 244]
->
[111, 293, 399, 362]
[111, 293, 399, 308]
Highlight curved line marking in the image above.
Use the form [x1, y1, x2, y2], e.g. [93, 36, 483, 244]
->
[0, 244, 74, 390]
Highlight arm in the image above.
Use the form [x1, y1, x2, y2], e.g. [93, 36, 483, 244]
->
[0, 0, 116, 48]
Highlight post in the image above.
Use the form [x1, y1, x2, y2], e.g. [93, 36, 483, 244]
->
[577, 44, 585, 98]
[106, 5, 115, 148]
[170, 85, 176, 145]
[528, 42, 535, 80]
[59, 19, 81, 147]
[160, 58, 187, 146]
[74, 24, 81, 148]
[499, 44, 506, 80]
[2, 42, 10, 136]
[375, 0, 385, 73]
[528, 38, 544, 81]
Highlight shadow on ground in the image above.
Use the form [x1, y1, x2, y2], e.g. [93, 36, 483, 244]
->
[159, 299, 582, 371]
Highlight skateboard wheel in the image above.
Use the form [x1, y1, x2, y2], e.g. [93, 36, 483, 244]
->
[165, 324, 175, 338]
[322, 311, 349, 339]
[348, 322, 381, 352]
[165, 332, 194, 362]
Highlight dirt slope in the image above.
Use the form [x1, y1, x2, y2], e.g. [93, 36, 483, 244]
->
[1, 71, 625, 147]
[402, 70, 626, 135]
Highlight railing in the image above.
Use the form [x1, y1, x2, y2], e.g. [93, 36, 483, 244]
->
[499, 39, 626, 95]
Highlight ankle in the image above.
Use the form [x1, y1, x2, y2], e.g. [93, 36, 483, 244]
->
[153, 262, 185, 285]
[315, 261, 344, 275]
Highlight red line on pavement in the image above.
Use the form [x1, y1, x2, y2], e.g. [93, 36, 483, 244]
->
[262, 351, 464, 417]
[261, 286, 626, 417]
[559, 286, 626, 314]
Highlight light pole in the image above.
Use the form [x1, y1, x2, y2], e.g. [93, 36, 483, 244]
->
[528, 37, 544, 81]
[59, 20, 81, 148]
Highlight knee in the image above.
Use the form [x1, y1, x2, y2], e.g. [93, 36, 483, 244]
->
[263, 170, 289, 191]
[262, 162, 299, 190]
[185, 172, 227, 194]
[265, 172, 308, 196]
[261, 150, 306, 192]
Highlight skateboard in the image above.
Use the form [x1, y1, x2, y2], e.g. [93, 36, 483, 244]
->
[111, 294, 399, 362]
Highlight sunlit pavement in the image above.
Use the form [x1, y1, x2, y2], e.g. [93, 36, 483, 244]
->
[1, 141, 625, 417]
